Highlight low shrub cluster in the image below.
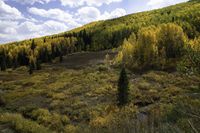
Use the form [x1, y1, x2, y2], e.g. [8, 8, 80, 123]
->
[31, 108, 70, 132]
[0, 113, 50, 133]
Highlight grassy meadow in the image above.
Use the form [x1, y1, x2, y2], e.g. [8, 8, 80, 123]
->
[0, 50, 200, 133]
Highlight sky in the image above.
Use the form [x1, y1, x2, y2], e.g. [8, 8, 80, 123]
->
[0, 0, 188, 44]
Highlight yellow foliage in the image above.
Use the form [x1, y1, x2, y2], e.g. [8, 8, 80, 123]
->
[64, 125, 77, 133]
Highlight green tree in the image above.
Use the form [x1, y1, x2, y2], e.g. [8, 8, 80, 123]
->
[158, 23, 187, 58]
[136, 26, 158, 69]
[29, 56, 35, 75]
[0, 49, 7, 71]
[31, 40, 36, 52]
[0, 56, 6, 71]
[117, 67, 129, 106]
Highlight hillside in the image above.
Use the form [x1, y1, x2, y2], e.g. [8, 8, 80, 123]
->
[0, 1, 200, 133]
[1, 1, 200, 72]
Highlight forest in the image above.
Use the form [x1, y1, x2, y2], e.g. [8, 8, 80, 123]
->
[0, 0, 200, 133]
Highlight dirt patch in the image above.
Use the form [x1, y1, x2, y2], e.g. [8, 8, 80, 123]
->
[52, 50, 117, 69]
[7, 95, 48, 110]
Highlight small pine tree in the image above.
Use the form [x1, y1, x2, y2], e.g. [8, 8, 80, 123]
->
[43, 38, 46, 43]
[29, 57, 35, 75]
[0, 56, 6, 71]
[59, 52, 63, 63]
[117, 67, 129, 106]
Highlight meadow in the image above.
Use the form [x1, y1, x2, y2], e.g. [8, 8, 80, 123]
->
[0, 50, 200, 133]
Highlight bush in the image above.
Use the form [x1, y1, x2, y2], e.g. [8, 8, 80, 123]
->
[64, 125, 77, 133]
[31, 108, 70, 131]
[0, 113, 50, 133]
[177, 37, 200, 74]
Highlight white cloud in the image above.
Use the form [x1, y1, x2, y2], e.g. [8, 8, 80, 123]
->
[28, 7, 80, 27]
[0, 0, 23, 20]
[147, 0, 188, 9]
[13, 0, 53, 5]
[41, 20, 69, 34]
[60, 0, 122, 7]
[100, 8, 126, 20]
[0, 20, 18, 34]
[12, 0, 122, 7]
[76, 7, 126, 23]
[0, 0, 127, 44]
[0, 20, 69, 44]
[147, 0, 164, 6]
[76, 7, 101, 23]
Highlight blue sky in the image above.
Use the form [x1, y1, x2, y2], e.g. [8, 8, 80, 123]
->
[0, 0, 188, 44]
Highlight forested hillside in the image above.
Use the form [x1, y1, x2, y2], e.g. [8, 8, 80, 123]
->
[0, 0, 200, 73]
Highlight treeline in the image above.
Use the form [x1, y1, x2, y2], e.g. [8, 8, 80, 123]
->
[116, 23, 200, 73]
[0, 36, 78, 73]
[0, 27, 132, 73]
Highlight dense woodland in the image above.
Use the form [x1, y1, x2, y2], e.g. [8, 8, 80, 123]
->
[0, 0, 200, 74]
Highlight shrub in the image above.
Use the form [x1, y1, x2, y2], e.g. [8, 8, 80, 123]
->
[0, 113, 50, 133]
[177, 37, 200, 74]
[64, 125, 77, 133]
[31, 108, 70, 131]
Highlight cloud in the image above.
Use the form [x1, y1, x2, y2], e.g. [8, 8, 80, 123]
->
[0, 0, 126, 44]
[147, 0, 188, 9]
[76, 7, 126, 23]
[100, 8, 126, 20]
[60, 0, 122, 7]
[0, 0, 23, 20]
[0, 20, 69, 44]
[17, 20, 68, 35]
[13, 0, 53, 5]
[76, 7, 101, 23]
[12, 0, 122, 7]
[28, 7, 80, 27]
[0, 20, 18, 34]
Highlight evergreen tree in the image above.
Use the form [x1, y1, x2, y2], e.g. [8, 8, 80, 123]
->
[13, 56, 18, 69]
[31, 40, 36, 52]
[0, 56, 6, 71]
[59, 52, 63, 63]
[29, 57, 35, 75]
[51, 43, 56, 59]
[0, 50, 7, 71]
[117, 67, 129, 106]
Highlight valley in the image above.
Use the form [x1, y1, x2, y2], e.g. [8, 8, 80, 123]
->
[0, 50, 200, 133]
